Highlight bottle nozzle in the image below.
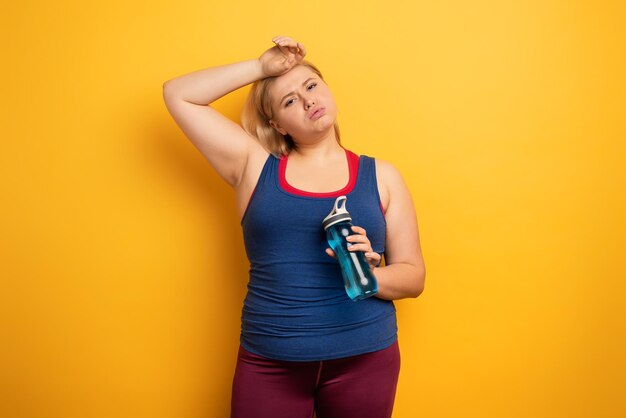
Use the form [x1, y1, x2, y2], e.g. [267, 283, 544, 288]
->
[333, 196, 347, 215]
[322, 196, 352, 230]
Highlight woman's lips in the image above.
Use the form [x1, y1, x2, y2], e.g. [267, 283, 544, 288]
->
[308, 107, 326, 120]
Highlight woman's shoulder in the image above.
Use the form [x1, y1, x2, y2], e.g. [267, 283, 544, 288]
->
[368, 156, 405, 213]
[345, 148, 404, 185]
[372, 156, 403, 183]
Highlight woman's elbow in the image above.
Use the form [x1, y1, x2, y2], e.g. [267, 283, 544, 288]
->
[411, 266, 426, 298]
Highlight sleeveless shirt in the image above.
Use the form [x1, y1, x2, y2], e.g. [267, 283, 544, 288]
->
[239, 148, 398, 361]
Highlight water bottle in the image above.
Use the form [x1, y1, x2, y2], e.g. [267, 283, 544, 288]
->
[322, 196, 378, 301]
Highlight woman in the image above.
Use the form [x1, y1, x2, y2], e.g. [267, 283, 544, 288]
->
[163, 35, 425, 418]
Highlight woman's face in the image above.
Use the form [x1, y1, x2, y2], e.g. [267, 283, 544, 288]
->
[268, 65, 338, 142]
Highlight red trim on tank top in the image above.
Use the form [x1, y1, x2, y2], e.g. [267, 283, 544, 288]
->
[278, 148, 360, 197]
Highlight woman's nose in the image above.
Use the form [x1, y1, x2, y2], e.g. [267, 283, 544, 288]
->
[305, 99, 315, 109]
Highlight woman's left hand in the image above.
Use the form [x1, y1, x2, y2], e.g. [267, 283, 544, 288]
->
[325, 225, 382, 270]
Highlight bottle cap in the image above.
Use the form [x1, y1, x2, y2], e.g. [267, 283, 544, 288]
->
[322, 196, 352, 230]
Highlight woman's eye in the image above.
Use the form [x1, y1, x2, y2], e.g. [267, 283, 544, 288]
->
[285, 98, 295, 107]
[307, 83, 317, 90]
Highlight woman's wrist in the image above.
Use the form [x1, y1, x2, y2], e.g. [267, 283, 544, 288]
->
[249, 58, 267, 80]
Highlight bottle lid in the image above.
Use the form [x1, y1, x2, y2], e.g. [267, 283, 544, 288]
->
[322, 196, 352, 230]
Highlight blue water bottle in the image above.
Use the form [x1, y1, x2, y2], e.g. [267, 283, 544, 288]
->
[322, 196, 378, 301]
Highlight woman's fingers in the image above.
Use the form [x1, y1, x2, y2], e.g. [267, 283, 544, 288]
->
[296, 42, 307, 57]
[272, 36, 296, 50]
[350, 225, 367, 237]
[365, 251, 382, 269]
[272, 36, 305, 58]
[328, 246, 379, 269]
[346, 225, 380, 268]
[327, 224, 380, 268]
[346, 226, 371, 252]
[272, 35, 296, 46]
[347, 243, 371, 252]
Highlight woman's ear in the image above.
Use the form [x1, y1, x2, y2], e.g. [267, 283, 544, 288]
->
[269, 119, 287, 135]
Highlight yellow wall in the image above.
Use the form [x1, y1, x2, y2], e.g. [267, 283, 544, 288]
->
[2, 1, 625, 417]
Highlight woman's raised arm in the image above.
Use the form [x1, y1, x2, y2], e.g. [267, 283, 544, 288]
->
[162, 36, 306, 187]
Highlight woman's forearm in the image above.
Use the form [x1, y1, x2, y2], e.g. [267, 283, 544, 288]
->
[373, 263, 425, 301]
[162, 59, 265, 105]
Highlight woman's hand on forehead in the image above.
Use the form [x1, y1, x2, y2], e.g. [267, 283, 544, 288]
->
[259, 35, 307, 77]
[272, 35, 307, 57]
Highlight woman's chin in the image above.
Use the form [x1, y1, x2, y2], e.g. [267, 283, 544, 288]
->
[315, 115, 337, 130]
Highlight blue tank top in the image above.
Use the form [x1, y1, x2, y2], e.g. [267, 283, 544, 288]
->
[239, 148, 397, 361]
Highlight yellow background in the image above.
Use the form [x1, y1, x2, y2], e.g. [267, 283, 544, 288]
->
[2, 1, 625, 417]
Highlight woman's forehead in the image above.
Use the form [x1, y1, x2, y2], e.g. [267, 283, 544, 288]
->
[272, 66, 318, 93]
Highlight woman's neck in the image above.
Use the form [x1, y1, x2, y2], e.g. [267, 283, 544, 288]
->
[289, 132, 344, 162]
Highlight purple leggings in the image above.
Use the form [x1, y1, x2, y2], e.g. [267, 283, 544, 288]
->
[230, 340, 400, 418]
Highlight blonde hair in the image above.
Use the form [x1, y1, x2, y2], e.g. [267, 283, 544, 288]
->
[241, 60, 341, 157]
